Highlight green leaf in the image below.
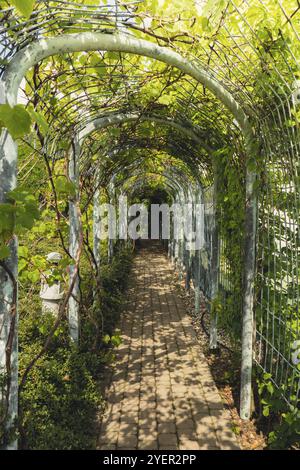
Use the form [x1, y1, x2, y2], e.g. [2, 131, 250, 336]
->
[111, 335, 122, 347]
[200, 16, 210, 32]
[27, 270, 40, 282]
[0, 203, 15, 233]
[158, 95, 173, 106]
[89, 53, 107, 76]
[19, 246, 29, 258]
[105, 52, 120, 62]
[10, 0, 35, 18]
[109, 128, 121, 137]
[102, 334, 110, 345]
[93, 65, 107, 76]
[0, 104, 31, 139]
[263, 373, 272, 380]
[0, 245, 10, 260]
[6, 188, 40, 233]
[28, 108, 49, 135]
[18, 258, 28, 273]
[55, 176, 76, 196]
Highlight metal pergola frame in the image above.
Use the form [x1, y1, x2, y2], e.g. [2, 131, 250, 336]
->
[0, 0, 299, 449]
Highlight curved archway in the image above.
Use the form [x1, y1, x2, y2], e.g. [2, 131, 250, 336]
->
[0, 31, 257, 434]
[76, 112, 213, 152]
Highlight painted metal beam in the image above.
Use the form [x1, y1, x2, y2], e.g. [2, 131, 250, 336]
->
[209, 171, 219, 350]
[68, 140, 80, 343]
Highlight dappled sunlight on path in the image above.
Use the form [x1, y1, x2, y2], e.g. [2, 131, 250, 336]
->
[97, 243, 239, 450]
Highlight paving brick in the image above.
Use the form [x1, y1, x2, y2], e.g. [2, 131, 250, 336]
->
[158, 433, 178, 448]
[176, 418, 196, 433]
[140, 399, 157, 410]
[101, 421, 120, 434]
[139, 442, 159, 450]
[158, 422, 177, 434]
[98, 430, 118, 445]
[120, 413, 139, 424]
[97, 244, 240, 451]
[117, 434, 138, 449]
[98, 444, 117, 450]
[179, 438, 200, 450]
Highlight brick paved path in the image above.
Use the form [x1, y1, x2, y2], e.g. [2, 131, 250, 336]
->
[98, 243, 239, 450]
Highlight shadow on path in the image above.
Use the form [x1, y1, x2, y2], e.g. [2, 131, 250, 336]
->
[97, 242, 239, 450]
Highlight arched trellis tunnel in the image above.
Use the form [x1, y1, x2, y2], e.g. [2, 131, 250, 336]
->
[0, 0, 299, 450]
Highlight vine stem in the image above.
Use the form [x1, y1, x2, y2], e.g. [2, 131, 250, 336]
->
[0, 257, 17, 429]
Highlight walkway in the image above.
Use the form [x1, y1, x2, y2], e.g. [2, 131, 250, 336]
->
[97, 243, 239, 450]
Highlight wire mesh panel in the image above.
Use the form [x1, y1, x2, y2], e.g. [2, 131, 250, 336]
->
[255, 103, 300, 406]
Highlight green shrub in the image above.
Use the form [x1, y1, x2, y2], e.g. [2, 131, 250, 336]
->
[19, 312, 102, 449]
[17, 244, 132, 449]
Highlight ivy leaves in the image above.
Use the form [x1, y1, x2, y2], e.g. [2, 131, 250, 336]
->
[55, 176, 76, 197]
[0, 245, 10, 260]
[28, 107, 49, 135]
[8, 0, 35, 18]
[0, 104, 50, 138]
[0, 104, 31, 139]
[0, 188, 40, 260]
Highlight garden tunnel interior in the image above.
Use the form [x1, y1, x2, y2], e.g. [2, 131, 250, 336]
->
[0, 0, 299, 450]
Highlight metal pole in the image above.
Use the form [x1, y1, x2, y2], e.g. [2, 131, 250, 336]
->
[107, 181, 115, 264]
[68, 140, 80, 343]
[194, 187, 202, 315]
[174, 194, 180, 270]
[184, 188, 193, 291]
[108, 239, 114, 263]
[0, 84, 18, 449]
[93, 170, 101, 276]
[210, 171, 219, 350]
[178, 189, 185, 281]
[240, 166, 257, 419]
[185, 250, 191, 290]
